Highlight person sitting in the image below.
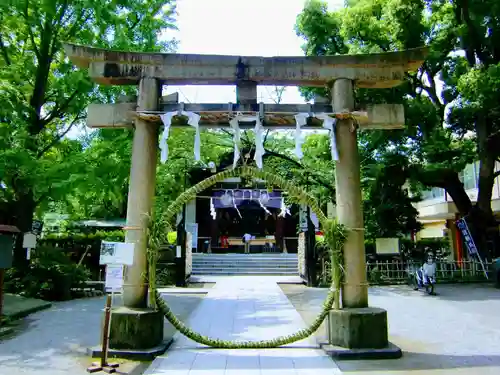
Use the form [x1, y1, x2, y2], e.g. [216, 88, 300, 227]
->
[220, 233, 229, 248]
[422, 252, 437, 284]
[416, 251, 436, 288]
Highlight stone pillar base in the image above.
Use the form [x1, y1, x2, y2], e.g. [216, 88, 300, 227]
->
[109, 307, 164, 349]
[322, 307, 402, 360]
[88, 307, 172, 360]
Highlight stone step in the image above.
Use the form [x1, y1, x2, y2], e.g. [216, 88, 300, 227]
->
[193, 252, 297, 258]
[192, 258, 299, 263]
[191, 269, 298, 275]
[192, 263, 297, 269]
[192, 255, 298, 261]
[192, 260, 298, 265]
[192, 266, 297, 272]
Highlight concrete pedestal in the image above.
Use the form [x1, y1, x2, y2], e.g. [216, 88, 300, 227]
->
[109, 307, 164, 349]
[88, 307, 172, 360]
[322, 307, 402, 360]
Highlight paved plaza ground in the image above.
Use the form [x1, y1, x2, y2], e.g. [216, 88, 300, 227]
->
[0, 279, 499, 374]
[282, 283, 500, 375]
[0, 289, 208, 375]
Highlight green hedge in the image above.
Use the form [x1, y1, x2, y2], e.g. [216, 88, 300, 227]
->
[42, 230, 125, 242]
[5, 246, 91, 301]
[39, 230, 125, 279]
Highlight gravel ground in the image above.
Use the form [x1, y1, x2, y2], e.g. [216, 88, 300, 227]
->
[0, 287, 209, 375]
[280, 283, 500, 375]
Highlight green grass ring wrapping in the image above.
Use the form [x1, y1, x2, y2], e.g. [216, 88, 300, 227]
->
[148, 166, 347, 348]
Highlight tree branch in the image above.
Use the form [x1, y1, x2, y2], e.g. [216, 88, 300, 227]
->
[37, 115, 84, 158]
[455, 0, 491, 66]
[35, 190, 51, 206]
[422, 63, 445, 113]
[48, 1, 70, 57]
[263, 129, 270, 146]
[23, 1, 40, 59]
[220, 129, 233, 138]
[62, 10, 90, 42]
[42, 88, 80, 125]
[0, 32, 11, 65]
[263, 149, 334, 193]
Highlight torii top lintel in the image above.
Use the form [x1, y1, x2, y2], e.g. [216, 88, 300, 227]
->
[63, 43, 428, 89]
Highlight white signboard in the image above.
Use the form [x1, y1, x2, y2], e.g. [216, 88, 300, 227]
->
[105, 264, 124, 293]
[23, 232, 37, 249]
[375, 238, 400, 254]
[100, 241, 135, 265]
[185, 223, 198, 249]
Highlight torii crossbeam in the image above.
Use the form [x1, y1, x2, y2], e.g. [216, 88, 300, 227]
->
[64, 43, 428, 354]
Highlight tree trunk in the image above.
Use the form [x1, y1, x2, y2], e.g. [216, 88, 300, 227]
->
[442, 168, 499, 260]
[413, 167, 498, 259]
[12, 192, 36, 269]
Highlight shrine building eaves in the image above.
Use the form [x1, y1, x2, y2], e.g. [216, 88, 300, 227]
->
[63, 43, 428, 88]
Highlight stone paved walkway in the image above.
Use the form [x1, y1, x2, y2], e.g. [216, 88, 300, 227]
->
[0, 292, 206, 375]
[146, 276, 340, 375]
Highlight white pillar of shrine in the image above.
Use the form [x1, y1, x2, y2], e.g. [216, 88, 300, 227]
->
[331, 78, 369, 308]
[123, 77, 161, 308]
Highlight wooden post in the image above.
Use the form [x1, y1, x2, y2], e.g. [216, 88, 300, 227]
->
[101, 295, 112, 367]
[0, 268, 4, 320]
[87, 295, 119, 373]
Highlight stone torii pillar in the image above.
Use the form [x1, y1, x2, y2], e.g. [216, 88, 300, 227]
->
[326, 79, 399, 357]
[107, 77, 166, 353]
[331, 78, 368, 309]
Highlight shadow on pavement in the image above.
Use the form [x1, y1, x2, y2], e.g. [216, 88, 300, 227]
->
[337, 352, 500, 372]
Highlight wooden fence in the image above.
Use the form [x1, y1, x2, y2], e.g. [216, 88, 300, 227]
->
[321, 259, 494, 286]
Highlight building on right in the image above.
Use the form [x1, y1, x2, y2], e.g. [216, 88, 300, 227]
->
[414, 161, 500, 261]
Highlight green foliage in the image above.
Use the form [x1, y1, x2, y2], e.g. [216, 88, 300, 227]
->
[295, 0, 500, 257]
[39, 230, 124, 280]
[363, 152, 422, 238]
[42, 230, 125, 243]
[5, 246, 91, 301]
[0, 0, 177, 266]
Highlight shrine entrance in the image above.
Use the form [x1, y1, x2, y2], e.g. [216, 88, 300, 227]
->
[188, 165, 300, 254]
[64, 44, 427, 353]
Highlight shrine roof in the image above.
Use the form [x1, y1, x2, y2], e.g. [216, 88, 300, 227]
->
[63, 43, 428, 88]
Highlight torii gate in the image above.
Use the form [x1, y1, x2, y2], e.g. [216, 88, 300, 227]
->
[64, 44, 427, 353]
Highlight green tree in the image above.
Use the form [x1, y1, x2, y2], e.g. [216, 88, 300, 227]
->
[296, 0, 500, 258]
[0, 0, 177, 267]
[52, 127, 233, 221]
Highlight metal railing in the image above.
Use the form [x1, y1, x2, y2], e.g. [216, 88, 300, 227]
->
[321, 259, 494, 285]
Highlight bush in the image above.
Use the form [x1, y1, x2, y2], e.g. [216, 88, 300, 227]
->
[5, 246, 91, 301]
[39, 230, 125, 279]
